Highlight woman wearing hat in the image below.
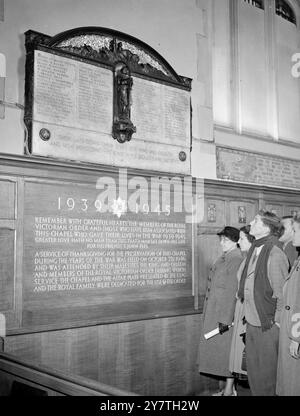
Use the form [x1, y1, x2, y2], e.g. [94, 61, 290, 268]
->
[277, 214, 300, 395]
[229, 225, 255, 381]
[198, 226, 243, 396]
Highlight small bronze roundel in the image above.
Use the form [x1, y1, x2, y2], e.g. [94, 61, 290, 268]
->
[179, 151, 187, 162]
[39, 128, 51, 141]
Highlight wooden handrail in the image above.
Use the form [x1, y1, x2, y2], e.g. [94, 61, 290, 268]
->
[0, 352, 138, 396]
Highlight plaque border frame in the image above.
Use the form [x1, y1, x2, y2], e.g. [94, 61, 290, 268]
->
[24, 27, 192, 159]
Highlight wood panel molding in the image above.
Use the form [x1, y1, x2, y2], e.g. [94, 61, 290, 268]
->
[0, 352, 137, 396]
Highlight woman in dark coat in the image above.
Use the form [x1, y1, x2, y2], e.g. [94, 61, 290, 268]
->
[229, 225, 255, 379]
[276, 214, 300, 395]
[198, 226, 243, 396]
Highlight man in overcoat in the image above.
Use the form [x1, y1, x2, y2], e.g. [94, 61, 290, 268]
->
[238, 210, 289, 396]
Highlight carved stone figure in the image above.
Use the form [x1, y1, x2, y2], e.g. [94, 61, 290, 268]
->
[117, 66, 132, 120]
[112, 63, 136, 143]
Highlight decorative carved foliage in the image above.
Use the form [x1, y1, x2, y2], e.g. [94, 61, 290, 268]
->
[25, 28, 191, 90]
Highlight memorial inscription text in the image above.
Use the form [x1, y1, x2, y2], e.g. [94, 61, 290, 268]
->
[31, 50, 190, 174]
[33, 217, 187, 293]
[23, 180, 192, 317]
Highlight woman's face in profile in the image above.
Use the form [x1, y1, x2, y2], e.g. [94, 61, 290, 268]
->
[238, 231, 252, 253]
[219, 236, 236, 253]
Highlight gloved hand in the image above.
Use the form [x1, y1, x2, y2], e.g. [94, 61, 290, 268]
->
[239, 332, 246, 345]
[218, 322, 229, 335]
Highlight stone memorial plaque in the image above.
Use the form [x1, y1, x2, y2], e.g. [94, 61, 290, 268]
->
[31, 120, 188, 174]
[33, 50, 113, 132]
[22, 178, 194, 329]
[217, 146, 300, 189]
[26, 29, 192, 175]
[131, 77, 191, 147]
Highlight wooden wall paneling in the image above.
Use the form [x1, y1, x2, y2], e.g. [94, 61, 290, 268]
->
[5, 315, 202, 395]
[262, 187, 300, 218]
[180, 315, 202, 395]
[225, 199, 231, 226]
[258, 191, 265, 211]
[197, 233, 222, 297]
[0, 154, 189, 188]
[14, 178, 24, 329]
[269, 190, 299, 218]
[0, 352, 135, 396]
[2, 156, 300, 396]
[0, 179, 16, 219]
[0, 229, 15, 312]
[284, 205, 300, 216]
[129, 321, 151, 394]
[264, 203, 284, 217]
[142, 319, 158, 395]
[97, 322, 121, 390]
[201, 198, 226, 228]
[228, 199, 259, 228]
[111, 321, 137, 393]
[40, 329, 73, 375]
[164, 318, 187, 395]
[4, 332, 43, 364]
[197, 194, 225, 299]
[192, 194, 200, 309]
[0, 177, 20, 331]
[69, 326, 99, 382]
